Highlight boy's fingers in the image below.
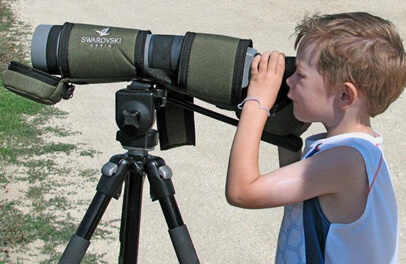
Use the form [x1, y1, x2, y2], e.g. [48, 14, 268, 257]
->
[268, 51, 283, 74]
[277, 52, 285, 75]
[250, 54, 261, 76]
[259, 52, 271, 72]
[251, 51, 285, 77]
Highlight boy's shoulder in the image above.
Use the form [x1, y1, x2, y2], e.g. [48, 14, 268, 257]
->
[303, 131, 383, 160]
[302, 132, 385, 196]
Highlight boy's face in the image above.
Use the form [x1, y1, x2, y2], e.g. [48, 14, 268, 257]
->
[286, 46, 337, 125]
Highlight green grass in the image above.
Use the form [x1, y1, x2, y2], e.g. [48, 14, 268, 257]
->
[0, 201, 75, 248]
[0, 95, 76, 163]
[0, 0, 44, 162]
[0, 90, 43, 160]
[0, 1, 105, 262]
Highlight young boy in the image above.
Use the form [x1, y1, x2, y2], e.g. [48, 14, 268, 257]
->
[226, 12, 406, 263]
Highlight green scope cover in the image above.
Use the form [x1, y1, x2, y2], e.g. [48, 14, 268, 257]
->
[178, 32, 252, 110]
[3, 61, 70, 105]
[59, 23, 149, 83]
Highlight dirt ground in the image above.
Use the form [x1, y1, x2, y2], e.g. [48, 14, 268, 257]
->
[10, 0, 406, 263]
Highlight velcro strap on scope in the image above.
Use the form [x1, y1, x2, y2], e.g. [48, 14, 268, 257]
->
[178, 32, 252, 110]
[3, 61, 71, 105]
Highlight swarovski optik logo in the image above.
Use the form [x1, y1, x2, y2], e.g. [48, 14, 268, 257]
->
[96, 28, 110, 36]
[81, 27, 122, 48]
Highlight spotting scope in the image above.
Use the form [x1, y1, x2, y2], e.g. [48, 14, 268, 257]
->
[3, 22, 307, 151]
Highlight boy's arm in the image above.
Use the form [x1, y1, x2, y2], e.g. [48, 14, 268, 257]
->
[226, 50, 285, 206]
[227, 143, 367, 209]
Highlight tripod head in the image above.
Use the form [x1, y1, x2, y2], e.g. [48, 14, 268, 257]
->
[116, 80, 166, 151]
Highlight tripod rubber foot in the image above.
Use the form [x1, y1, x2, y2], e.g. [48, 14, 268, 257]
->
[59, 234, 90, 264]
[169, 225, 200, 264]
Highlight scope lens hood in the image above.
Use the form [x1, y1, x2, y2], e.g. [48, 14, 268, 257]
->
[32, 24, 62, 74]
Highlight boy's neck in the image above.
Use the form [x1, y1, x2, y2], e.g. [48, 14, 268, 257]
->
[324, 113, 374, 138]
[324, 95, 375, 138]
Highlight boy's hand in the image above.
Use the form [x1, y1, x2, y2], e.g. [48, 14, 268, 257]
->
[247, 51, 285, 110]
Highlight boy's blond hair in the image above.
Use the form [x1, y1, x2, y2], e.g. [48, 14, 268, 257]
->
[294, 12, 406, 117]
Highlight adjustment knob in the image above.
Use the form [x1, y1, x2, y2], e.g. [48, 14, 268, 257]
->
[123, 110, 141, 130]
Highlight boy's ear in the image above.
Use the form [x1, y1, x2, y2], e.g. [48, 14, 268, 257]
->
[339, 82, 358, 110]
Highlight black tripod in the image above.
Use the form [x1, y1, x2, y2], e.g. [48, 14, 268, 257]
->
[59, 80, 199, 263]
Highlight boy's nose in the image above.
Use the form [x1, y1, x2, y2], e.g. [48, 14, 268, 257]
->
[286, 78, 293, 99]
[286, 75, 293, 88]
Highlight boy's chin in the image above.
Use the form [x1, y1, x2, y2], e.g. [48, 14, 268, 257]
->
[293, 112, 313, 126]
[292, 110, 305, 122]
[292, 104, 313, 123]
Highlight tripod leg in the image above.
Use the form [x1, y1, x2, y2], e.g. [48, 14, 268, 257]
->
[145, 156, 200, 264]
[59, 155, 131, 264]
[119, 158, 145, 264]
